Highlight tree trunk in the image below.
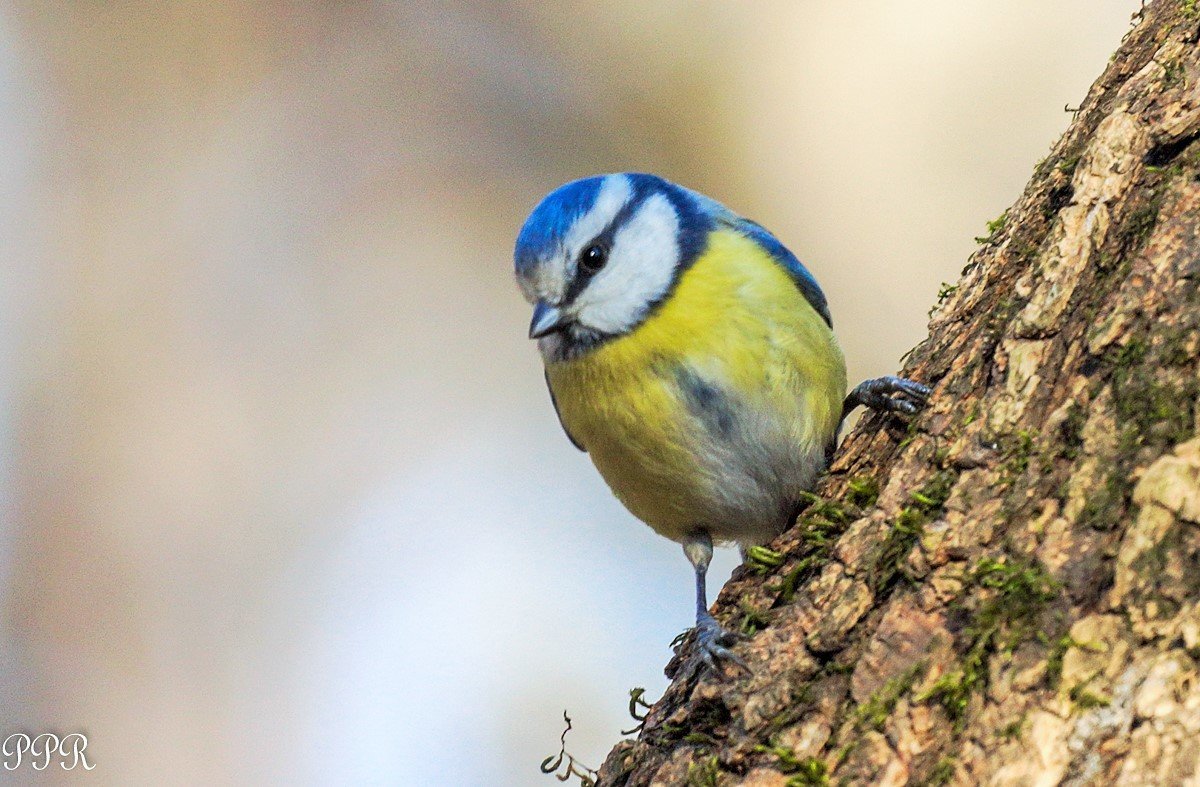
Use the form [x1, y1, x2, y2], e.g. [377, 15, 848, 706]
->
[595, 2, 1200, 784]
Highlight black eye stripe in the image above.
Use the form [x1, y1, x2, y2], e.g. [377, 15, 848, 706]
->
[561, 189, 645, 304]
[562, 238, 605, 303]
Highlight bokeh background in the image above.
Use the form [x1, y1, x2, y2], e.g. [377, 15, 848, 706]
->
[0, 1, 1139, 784]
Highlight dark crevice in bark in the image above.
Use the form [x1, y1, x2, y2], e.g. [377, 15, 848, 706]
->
[1143, 129, 1200, 166]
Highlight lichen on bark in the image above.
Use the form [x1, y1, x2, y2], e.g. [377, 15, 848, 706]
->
[596, 2, 1200, 784]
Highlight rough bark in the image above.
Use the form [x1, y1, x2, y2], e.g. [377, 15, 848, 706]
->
[595, 3, 1200, 784]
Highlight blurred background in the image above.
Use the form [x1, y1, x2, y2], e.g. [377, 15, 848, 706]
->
[0, 1, 1138, 784]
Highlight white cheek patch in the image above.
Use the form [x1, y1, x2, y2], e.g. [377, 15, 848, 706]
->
[574, 193, 681, 334]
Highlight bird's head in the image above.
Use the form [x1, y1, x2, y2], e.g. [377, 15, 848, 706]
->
[514, 173, 715, 361]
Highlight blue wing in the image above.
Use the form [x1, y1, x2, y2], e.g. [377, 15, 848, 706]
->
[730, 217, 832, 328]
[545, 370, 585, 452]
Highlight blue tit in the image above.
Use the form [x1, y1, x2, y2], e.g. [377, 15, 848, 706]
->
[514, 173, 929, 673]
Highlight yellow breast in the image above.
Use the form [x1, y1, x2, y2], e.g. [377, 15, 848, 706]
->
[546, 229, 847, 544]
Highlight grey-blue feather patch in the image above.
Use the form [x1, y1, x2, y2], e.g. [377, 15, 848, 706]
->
[545, 371, 585, 452]
[674, 367, 738, 440]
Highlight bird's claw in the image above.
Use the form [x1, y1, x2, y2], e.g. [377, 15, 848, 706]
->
[845, 375, 931, 418]
[676, 613, 749, 678]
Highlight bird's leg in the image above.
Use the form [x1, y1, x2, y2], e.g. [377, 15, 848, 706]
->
[681, 532, 748, 674]
[841, 375, 931, 426]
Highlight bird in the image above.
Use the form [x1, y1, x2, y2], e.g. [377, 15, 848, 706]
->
[513, 173, 929, 674]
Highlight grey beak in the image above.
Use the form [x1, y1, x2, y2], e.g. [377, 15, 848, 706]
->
[528, 301, 567, 339]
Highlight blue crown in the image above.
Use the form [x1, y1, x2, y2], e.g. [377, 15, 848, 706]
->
[515, 173, 717, 275]
[514, 176, 608, 274]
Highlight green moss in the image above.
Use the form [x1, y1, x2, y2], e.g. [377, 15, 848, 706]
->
[1073, 328, 1199, 532]
[824, 660, 855, 676]
[540, 713, 598, 786]
[785, 759, 829, 786]
[686, 755, 721, 787]
[854, 661, 928, 731]
[1127, 523, 1198, 596]
[796, 491, 852, 531]
[920, 756, 957, 787]
[870, 509, 924, 594]
[757, 741, 817, 776]
[1163, 59, 1187, 89]
[1045, 634, 1078, 688]
[753, 736, 826, 783]
[934, 444, 951, 469]
[998, 713, 1027, 740]
[747, 545, 785, 574]
[919, 557, 1058, 724]
[871, 472, 955, 594]
[766, 685, 814, 732]
[1113, 336, 1148, 373]
[691, 698, 733, 730]
[1122, 376, 1198, 449]
[847, 476, 881, 509]
[1010, 238, 1040, 262]
[998, 430, 1037, 484]
[972, 558, 1059, 631]
[897, 417, 922, 450]
[984, 296, 1019, 339]
[621, 686, 654, 734]
[929, 282, 959, 316]
[1109, 335, 1198, 455]
[769, 470, 949, 610]
[1185, 0, 1199, 20]
[769, 556, 826, 605]
[738, 601, 771, 636]
[1069, 684, 1112, 709]
[923, 673, 974, 720]
[1143, 161, 1186, 177]
[910, 471, 954, 510]
[767, 492, 858, 606]
[1077, 471, 1135, 531]
[1058, 151, 1083, 177]
[1160, 327, 1195, 367]
[979, 558, 1057, 611]
[648, 697, 731, 748]
[1120, 158, 1184, 251]
[975, 209, 1009, 244]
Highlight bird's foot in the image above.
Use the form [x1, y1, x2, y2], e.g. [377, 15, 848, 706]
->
[845, 375, 931, 418]
[669, 613, 749, 680]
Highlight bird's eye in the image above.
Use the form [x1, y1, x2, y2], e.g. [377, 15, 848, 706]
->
[579, 244, 608, 274]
